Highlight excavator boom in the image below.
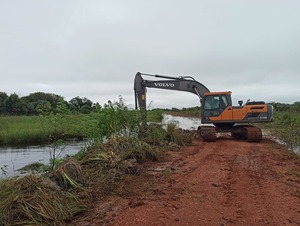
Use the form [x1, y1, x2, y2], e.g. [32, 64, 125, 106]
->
[134, 72, 209, 110]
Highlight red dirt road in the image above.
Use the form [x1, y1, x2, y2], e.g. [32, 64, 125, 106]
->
[78, 138, 300, 226]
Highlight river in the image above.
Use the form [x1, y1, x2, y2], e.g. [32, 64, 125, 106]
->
[0, 141, 87, 178]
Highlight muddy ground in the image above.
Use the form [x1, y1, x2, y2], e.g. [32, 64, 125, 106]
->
[73, 137, 300, 226]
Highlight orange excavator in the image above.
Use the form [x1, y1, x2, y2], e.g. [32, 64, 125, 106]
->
[134, 72, 274, 142]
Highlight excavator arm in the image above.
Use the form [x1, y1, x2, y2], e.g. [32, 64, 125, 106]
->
[134, 72, 210, 111]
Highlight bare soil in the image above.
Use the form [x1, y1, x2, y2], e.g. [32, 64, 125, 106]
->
[73, 137, 300, 226]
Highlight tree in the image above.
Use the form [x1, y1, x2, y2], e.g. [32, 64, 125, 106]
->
[5, 93, 24, 115]
[21, 92, 64, 115]
[36, 100, 52, 115]
[69, 96, 94, 113]
[0, 92, 8, 114]
[292, 102, 300, 113]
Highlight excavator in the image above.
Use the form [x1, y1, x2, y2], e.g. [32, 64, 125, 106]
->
[134, 72, 274, 142]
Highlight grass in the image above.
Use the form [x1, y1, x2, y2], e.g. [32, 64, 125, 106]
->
[261, 111, 300, 150]
[0, 114, 94, 146]
[162, 106, 201, 118]
[0, 115, 46, 145]
[147, 109, 164, 122]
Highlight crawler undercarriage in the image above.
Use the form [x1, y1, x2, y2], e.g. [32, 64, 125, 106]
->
[198, 125, 262, 142]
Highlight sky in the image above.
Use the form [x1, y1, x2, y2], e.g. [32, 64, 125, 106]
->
[1, 0, 299, 109]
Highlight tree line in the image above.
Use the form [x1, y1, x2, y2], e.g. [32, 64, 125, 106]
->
[270, 101, 300, 113]
[0, 90, 299, 116]
[0, 91, 97, 115]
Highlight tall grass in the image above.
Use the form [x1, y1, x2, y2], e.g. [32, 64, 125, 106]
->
[0, 116, 46, 145]
[163, 106, 201, 118]
[266, 111, 300, 149]
[0, 114, 93, 146]
[147, 109, 164, 122]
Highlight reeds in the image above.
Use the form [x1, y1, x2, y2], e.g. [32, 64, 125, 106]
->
[0, 116, 46, 145]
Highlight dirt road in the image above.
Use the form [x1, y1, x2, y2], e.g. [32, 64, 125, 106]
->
[77, 138, 300, 226]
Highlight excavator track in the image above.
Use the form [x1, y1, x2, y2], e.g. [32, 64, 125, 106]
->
[231, 125, 262, 142]
[199, 126, 216, 142]
[245, 126, 262, 142]
[198, 125, 262, 142]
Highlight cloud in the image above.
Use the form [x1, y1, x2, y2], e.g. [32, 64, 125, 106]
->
[0, 0, 300, 108]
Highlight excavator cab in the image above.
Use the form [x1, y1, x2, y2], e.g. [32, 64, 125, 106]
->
[202, 92, 232, 120]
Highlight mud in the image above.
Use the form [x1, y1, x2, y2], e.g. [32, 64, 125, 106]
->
[73, 138, 300, 226]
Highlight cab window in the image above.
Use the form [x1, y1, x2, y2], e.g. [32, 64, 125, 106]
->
[220, 95, 229, 109]
[204, 96, 220, 110]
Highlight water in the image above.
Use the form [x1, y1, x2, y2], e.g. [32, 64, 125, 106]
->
[0, 141, 86, 178]
[162, 114, 203, 130]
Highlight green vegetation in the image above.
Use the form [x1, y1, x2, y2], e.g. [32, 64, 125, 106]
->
[162, 106, 201, 118]
[275, 111, 299, 149]
[0, 114, 87, 145]
[264, 108, 300, 150]
[147, 109, 164, 122]
[0, 91, 96, 116]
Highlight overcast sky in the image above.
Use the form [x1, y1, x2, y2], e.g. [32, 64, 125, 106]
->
[1, 0, 299, 109]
